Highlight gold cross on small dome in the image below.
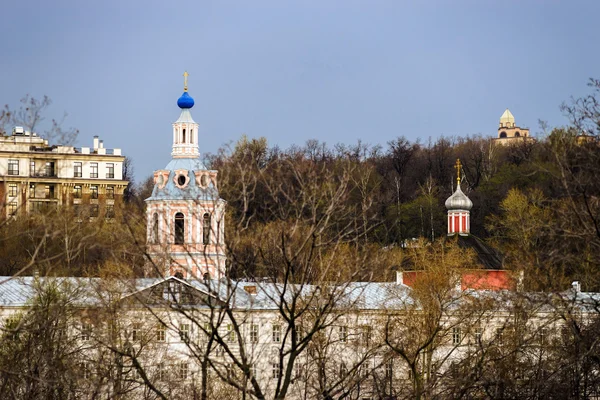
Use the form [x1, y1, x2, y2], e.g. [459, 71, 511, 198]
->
[454, 159, 462, 184]
[183, 71, 189, 92]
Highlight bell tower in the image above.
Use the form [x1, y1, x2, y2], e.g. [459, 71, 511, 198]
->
[495, 109, 531, 145]
[145, 72, 226, 278]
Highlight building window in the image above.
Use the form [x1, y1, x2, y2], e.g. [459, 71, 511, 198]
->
[182, 128, 186, 143]
[44, 185, 55, 199]
[496, 328, 504, 345]
[152, 213, 159, 243]
[8, 202, 17, 216]
[174, 212, 185, 244]
[106, 163, 114, 179]
[360, 325, 371, 346]
[474, 327, 483, 343]
[176, 174, 187, 187]
[272, 324, 281, 343]
[180, 323, 190, 342]
[30, 161, 35, 176]
[156, 325, 166, 342]
[385, 360, 393, 380]
[499, 131, 507, 138]
[272, 363, 280, 379]
[199, 322, 211, 342]
[250, 324, 259, 344]
[226, 324, 236, 342]
[106, 186, 114, 199]
[202, 213, 211, 245]
[90, 162, 98, 178]
[73, 185, 82, 199]
[74, 162, 82, 178]
[44, 161, 54, 177]
[155, 363, 166, 381]
[452, 327, 461, 345]
[8, 184, 17, 197]
[82, 362, 92, 380]
[539, 328, 548, 346]
[90, 205, 99, 218]
[29, 184, 35, 199]
[132, 323, 142, 341]
[8, 160, 19, 175]
[339, 325, 348, 343]
[339, 362, 348, 378]
[90, 185, 98, 199]
[81, 322, 92, 341]
[178, 362, 189, 380]
[107, 322, 118, 341]
[105, 205, 114, 219]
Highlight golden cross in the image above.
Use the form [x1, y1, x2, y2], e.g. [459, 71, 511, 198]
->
[454, 159, 462, 184]
[183, 71, 189, 92]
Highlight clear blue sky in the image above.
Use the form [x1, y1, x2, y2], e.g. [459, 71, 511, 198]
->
[1, 0, 598, 182]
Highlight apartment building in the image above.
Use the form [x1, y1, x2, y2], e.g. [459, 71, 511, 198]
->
[0, 127, 127, 218]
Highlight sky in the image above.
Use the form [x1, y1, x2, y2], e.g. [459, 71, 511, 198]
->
[1, 0, 598, 182]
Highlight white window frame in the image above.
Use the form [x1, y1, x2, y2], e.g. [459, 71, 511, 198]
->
[90, 162, 98, 178]
[8, 159, 18, 175]
[250, 323, 259, 344]
[272, 324, 281, 343]
[452, 327, 461, 345]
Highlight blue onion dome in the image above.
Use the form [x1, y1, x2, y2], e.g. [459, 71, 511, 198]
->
[445, 185, 473, 211]
[177, 92, 194, 109]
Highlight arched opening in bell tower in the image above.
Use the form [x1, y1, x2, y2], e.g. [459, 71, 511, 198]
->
[175, 212, 185, 244]
[203, 213, 211, 245]
[152, 213, 159, 243]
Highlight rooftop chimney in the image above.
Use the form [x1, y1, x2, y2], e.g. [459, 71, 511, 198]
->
[93, 136, 99, 150]
[396, 271, 403, 285]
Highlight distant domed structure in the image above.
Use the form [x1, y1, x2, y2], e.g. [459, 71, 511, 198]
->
[445, 185, 473, 211]
[495, 108, 533, 145]
[177, 92, 195, 109]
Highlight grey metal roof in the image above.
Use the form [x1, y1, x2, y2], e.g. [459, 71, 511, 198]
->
[175, 109, 196, 124]
[0, 276, 413, 311]
[1, 276, 596, 313]
[145, 157, 220, 202]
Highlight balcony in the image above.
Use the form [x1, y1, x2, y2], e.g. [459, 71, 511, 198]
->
[30, 161, 56, 178]
[29, 200, 58, 213]
[30, 170, 57, 178]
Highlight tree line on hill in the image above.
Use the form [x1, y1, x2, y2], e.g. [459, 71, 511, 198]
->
[0, 80, 600, 293]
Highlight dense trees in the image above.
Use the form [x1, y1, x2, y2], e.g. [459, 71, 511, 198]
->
[2, 83, 600, 288]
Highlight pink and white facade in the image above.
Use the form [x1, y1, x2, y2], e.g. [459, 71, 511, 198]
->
[145, 78, 226, 279]
[447, 207, 470, 235]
